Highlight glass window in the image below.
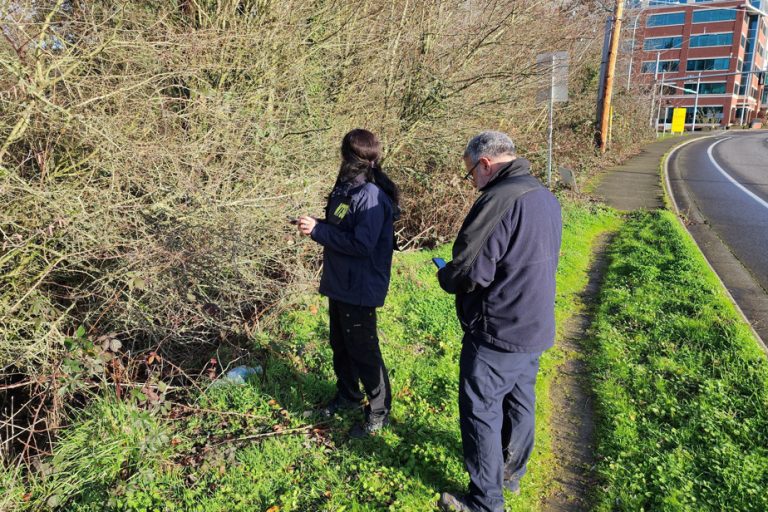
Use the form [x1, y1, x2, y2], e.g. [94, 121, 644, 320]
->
[642, 60, 680, 73]
[661, 106, 724, 125]
[644, 36, 684, 50]
[690, 33, 733, 47]
[686, 58, 730, 71]
[692, 9, 737, 23]
[684, 82, 727, 94]
[686, 106, 724, 124]
[648, 13, 686, 26]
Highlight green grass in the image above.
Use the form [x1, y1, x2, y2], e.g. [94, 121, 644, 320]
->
[1, 198, 620, 512]
[590, 211, 768, 511]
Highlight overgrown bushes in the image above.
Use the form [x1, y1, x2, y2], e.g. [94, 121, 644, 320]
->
[1, 0, 653, 460]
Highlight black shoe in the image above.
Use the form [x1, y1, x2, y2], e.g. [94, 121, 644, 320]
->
[320, 394, 361, 417]
[437, 492, 473, 511]
[349, 414, 389, 438]
[503, 467, 522, 495]
[503, 478, 521, 495]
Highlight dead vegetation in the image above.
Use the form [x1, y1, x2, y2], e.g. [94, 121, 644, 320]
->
[1, 0, 652, 462]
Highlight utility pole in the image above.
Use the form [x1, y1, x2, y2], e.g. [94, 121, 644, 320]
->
[596, 17, 613, 143]
[599, 0, 624, 153]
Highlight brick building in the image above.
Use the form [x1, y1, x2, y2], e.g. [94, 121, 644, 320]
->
[630, 0, 767, 128]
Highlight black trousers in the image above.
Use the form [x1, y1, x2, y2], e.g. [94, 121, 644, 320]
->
[328, 298, 391, 418]
[459, 335, 541, 512]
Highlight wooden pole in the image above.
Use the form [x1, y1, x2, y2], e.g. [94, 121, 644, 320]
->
[599, 0, 624, 154]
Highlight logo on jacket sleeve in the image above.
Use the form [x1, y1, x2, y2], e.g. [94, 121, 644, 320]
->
[334, 203, 350, 220]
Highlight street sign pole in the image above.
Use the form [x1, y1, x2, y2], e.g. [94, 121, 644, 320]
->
[692, 73, 701, 132]
[548, 55, 555, 188]
[657, 71, 666, 132]
[536, 51, 569, 189]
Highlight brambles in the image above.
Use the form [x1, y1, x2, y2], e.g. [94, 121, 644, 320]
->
[1, 0, 652, 464]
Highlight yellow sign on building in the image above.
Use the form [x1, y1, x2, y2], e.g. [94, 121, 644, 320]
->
[671, 108, 687, 134]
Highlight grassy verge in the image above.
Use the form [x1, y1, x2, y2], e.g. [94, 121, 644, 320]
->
[590, 211, 768, 511]
[1, 199, 619, 512]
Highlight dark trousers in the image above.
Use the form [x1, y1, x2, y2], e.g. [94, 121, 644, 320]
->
[459, 335, 541, 512]
[328, 298, 391, 418]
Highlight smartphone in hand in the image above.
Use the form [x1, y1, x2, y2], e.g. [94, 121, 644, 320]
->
[432, 257, 447, 269]
[287, 217, 299, 225]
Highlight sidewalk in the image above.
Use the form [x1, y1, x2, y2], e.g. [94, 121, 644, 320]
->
[594, 135, 703, 211]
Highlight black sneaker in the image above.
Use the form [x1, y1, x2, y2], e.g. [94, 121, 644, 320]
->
[349, 414, 390, 438]
[503, 478, 521, 495]
[503, 468, 522, 495]
[437, 492, 473, 511]
[320, 394, 362, 417]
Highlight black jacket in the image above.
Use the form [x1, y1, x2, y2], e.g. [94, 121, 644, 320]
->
[311, 175, 395, 307]
[438, 159, 562, 352]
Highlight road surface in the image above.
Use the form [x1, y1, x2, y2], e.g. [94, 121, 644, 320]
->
[667, 131, 768, 346]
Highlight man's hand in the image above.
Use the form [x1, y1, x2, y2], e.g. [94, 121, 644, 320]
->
[297, 215, 317, 236]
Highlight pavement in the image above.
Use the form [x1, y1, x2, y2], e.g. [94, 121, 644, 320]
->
[594, 131, 768, 352]
[594, 134, 704, 210]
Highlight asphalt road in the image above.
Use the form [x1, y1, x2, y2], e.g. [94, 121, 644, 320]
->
[668, 131, 768, 346]
[669, 132, 768, 291]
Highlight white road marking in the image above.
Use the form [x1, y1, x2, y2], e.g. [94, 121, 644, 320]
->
[707, 137, 768, 211]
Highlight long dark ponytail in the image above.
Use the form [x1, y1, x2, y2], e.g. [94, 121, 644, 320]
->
[338, 129, 400, 207]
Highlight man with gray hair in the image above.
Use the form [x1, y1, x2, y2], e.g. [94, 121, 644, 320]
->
[437, 131, 562, 512]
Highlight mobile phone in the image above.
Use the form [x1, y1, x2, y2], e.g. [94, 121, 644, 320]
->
[287, 217, 299, 225]
[432, 257, 447, 269]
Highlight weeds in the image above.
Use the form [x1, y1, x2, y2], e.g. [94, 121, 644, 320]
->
[2, 198, 620, 511]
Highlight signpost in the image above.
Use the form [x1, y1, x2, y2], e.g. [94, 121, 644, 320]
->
[536, 51, 569, 188]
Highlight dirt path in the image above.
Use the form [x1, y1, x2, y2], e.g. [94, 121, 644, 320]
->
[542, 235, 612, 512]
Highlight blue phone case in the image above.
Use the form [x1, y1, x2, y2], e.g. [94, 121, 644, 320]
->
[432, 257, 446, 269]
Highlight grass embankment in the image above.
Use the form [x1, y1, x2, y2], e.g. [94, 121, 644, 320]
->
[590, 211, 768, 511]
[0, 199, 618, 511]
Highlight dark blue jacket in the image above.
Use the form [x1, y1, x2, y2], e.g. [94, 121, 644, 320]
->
[311, 176, 395, 308]
[438, 159, 562, 353]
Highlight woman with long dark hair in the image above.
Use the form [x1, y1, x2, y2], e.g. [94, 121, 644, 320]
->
[297, 128, 399, 437]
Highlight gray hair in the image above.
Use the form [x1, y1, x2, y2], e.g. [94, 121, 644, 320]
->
[463, 131, 516, 164]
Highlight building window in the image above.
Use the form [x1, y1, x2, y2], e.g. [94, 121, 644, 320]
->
[690, 33, 733, 47]
[660, 106, 724, 125]
[734, 108, 751, 122]
[686, 58, 730, 71]
[741, 35, 746, 47]
[692, 9, 737, 23]
[687, 106, 724, 124]
[644, 36, 684, 50]
[660, 84, 678, 95]
[642, 60, 680, 73]
[648, 12, 686, 26]
[684, 82, 727, 94]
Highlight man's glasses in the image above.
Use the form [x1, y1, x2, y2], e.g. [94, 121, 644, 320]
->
[464, 160, 481, 181]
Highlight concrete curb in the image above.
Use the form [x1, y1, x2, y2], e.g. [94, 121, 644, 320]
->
[662, 136, 768, 355]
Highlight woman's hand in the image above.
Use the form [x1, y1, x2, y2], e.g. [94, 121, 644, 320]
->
[297, 215, 317, 236]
